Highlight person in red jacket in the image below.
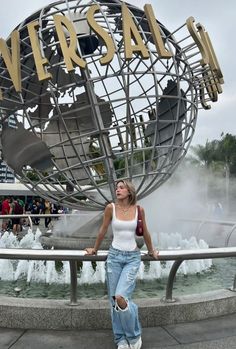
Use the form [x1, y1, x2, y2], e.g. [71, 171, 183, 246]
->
[12, 198, 24, 235]
[1, 197, 11, 231]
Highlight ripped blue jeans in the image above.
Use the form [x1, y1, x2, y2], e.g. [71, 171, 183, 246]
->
[106, 246, 141, 345]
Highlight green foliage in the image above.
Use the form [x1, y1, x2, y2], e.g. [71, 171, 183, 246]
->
[88, 140, 106, 179]
[55, 260, 63, 272]
[218, 133, 236, 165]
[188, 133, 236, 177]
[113, 148, 158, 178]
[189, 140, 219, 168]
[114, 157, 126, 177]
[26, 170, 39, 182]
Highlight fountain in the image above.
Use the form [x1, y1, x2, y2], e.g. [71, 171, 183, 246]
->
[0, 228, 212, 288]
[0, 0, 229, 330]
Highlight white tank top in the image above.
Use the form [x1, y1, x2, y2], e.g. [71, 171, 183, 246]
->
[111, 203, 138, 251]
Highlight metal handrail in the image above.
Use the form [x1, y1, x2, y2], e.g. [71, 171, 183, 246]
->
[0, 247, 235, 304]
[226, 224, 236, 247]
[0, 213, 90, 230]
[178, 217, 236, 226]
[0, 214, 86, 218]
[177, 217, 236, 247]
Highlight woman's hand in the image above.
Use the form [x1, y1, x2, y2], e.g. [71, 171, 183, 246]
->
[148, 249, 159, 259]
[85, 247, 97, 255]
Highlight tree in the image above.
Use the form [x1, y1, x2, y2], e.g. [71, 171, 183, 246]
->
[217, 133, 236, 210]
[188, 134, 236, 214]
[189, 139, 225, 204]
[189, 140, 219, 169]
[218, 133, 236, 175]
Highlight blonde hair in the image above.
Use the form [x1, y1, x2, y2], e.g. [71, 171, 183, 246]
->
[115, 180, 137, 205]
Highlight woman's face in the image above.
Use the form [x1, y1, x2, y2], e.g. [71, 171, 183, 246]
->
[115, 182, 129, 200]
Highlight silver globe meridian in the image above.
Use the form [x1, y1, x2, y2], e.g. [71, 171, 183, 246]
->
[0, 0, 208, 210]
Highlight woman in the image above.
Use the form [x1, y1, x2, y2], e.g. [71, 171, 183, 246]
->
[44, 200, 52, 229]
[86, 180, 159, 349]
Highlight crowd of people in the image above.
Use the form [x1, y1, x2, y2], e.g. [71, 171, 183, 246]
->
[0, 196, 66, 235]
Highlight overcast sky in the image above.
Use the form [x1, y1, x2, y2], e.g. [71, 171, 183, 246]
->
[0, 0, 235, 146]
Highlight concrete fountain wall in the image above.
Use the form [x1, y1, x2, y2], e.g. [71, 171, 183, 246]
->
[0, 290, 235, 330]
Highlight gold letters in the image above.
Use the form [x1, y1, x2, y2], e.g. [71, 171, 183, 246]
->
[187, 16, 224, 107]
[144, 4, 172, 59]
[122, 3, 149, 60]
[0, 30, 21, 92]
[186, 17, 209, 66]
[53, 14, 86, 70]
[0, 4, 224, 108]
[196, 23, 224, 85]
[86, 5, 115, 65]
[27, 21, 52, 81]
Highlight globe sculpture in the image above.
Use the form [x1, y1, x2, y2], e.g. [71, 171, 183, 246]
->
[0, 0, 223, 211]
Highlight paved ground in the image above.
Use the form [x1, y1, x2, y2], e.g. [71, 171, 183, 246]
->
[1, 313, 236, 349]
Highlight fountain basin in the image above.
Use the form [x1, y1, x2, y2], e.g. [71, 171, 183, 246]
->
[0, 289, 235, 330]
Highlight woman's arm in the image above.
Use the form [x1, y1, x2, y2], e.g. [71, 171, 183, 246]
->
[140, 207, 159, 259]
[85, 203, 113, 255]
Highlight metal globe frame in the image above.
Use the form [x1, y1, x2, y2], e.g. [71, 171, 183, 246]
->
[0, 0, 213, 210]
